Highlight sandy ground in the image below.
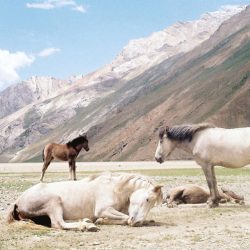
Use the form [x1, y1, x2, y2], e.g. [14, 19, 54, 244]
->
[0, 161, 202, 172]
[0, 162, 250, 250]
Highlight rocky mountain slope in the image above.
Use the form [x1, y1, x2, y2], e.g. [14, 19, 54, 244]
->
[110, 5, 245, 78]
[0, 76, 71, 119]
[0, 5, 248, 162]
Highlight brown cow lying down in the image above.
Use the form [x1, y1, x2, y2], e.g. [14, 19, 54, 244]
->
[166, 184, 244, 207]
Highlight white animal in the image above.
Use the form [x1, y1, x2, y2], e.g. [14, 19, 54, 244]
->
[155, 123, 250, 207]
[7, 172, 163, 230]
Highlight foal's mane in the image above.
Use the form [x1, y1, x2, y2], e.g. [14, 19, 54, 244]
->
[66, 135, 87, 148]
[165, 123, 215, 142]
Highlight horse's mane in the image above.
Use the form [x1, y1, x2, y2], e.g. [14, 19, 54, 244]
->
[66, 135, 87, 148]
[114, 173, 155, 191]
[86, 172, 162, 207]
[87, 172, 155, 201]
[166, 123, 215, 142]
[87, 172, 155, 189]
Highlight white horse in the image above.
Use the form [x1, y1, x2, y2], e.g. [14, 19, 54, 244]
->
[155, 123, 250, 207]
[7, 172, 163, 230]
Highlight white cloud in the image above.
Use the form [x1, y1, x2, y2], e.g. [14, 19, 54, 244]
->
[0, 49, 34, 89]
[0, 47, 61, 90]
[220, 4, 246, 11]
[38, 47, 61, 57]
[26, 0, 86, 13]
[26, 2, 54, 9]
[72, 5, 86, 13]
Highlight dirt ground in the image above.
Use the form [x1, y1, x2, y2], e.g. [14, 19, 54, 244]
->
[0, 163, 250, 250]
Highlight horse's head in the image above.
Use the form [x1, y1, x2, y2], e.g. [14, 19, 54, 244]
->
[155, 126, 175, 164]
[128, 185, 163, 226]
[79, 134, 89, 152]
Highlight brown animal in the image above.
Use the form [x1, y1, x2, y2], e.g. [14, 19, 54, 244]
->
[166, 184, 244, 207]
[40, 134, 89, 181]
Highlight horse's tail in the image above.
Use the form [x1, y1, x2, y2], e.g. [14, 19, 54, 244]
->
[6, 203, 19, 223]
[42, 148, 45, 162]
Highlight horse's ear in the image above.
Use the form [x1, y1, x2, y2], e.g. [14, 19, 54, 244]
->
[159, 128, 165, 139]
[166, 126, 169, 132]
[80, 133, 87, 138]
[153, 185, 163, 193]
[153, 185, 164, 205]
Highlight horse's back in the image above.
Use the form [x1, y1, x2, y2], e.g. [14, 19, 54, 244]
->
[17, 180, 98, 220]
[182, 185, 209, 204]
[16, 183, 49, 211]
[44, 142, 68, 161]
[193, 127, 250, 167]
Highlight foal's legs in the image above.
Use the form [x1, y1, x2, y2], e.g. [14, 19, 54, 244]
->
[40, 157, 53, 182]
[68, 159, 76, 181]
[200, 163, 220, 207]
[72, 160, 77, 181]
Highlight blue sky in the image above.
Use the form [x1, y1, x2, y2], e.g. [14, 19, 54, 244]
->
[0, 0, 249, 90]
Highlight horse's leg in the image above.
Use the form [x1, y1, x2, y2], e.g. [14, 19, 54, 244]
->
[210, 165, 221, 204]
[218, 190, 231, 203]
[68, 158, 77, 181]
[72, 160, 77, 181]
[40, 157, 53, 182]
[47, 197, 98, 231]
[167, 187, 185, 208]
[68, 159, 73, 180]
[200, 163, 220, 207]
[95, 207, 129, 225]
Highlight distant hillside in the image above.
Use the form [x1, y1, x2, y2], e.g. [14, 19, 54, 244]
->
[0, 6, 249, 162]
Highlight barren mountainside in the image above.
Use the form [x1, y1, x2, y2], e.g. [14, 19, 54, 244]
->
[0, 5, 249, 162]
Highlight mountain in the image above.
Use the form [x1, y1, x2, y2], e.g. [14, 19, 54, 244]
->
[0, 76, 71, 119]
[0, 5, 248, 162]
[110, 5, 245, 78]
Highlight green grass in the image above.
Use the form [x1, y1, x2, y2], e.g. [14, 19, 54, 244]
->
[1, 167, 250, 179]
[1, 167, 249, 194]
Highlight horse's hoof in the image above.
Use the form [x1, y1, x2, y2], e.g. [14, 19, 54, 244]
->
[86, 224, 99, 232]
[239, 200, 245, 205]
[167, 202, 177, 208]
[79, 219, 99, 232]
[207, 201, 219, 208]
[219, 198, 227, 204]
[79, 223, 86, 231]
[95, 218, 104, 225]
